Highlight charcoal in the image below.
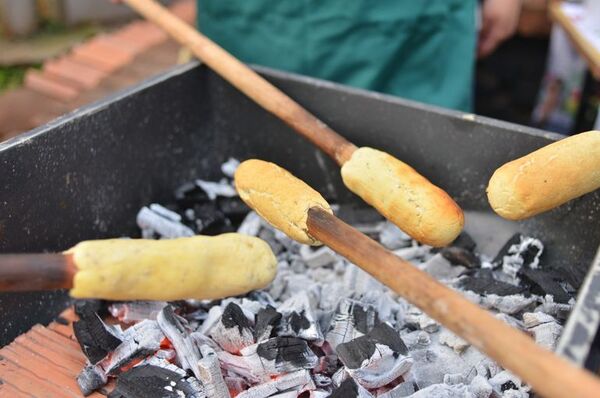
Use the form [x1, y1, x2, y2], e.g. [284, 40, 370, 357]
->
[198, 345, 230, 398]
[221, 158, 240, 178]
[210, 302, 255, 353]
[438, 329, 469, 354]
[450, 231, 477, 252]
[149, 203, 182, 222]
[100, 320, 165, 376]
[254, 305, 282, 342]
[329, 378, 372, 398]
[259, 228, 285, 255]
[221, 157, 240, 177]
[73, 312, 122, 364]
[175, 181, 210, 206]
[379, 222, 411, 250]
[277, 291, 323, 343]
[109, 301, 168, 324]
[74, 299, 107, 319]
[443, 373, 464, 385]
[407, 383, 469, 397]
[237, 211, 262, 236]
[378, 380, 416, 398]
[326, 299, 380, 349]
[236, 369, 316, 398]
[77, 364, 107, 396]
[344, 264, 388, 296]
[492, 234, 544, 279]
[241, 337, 319, 377]
[107, 365, 204, 398]
[192, 201, 228, 234]
[481, 294, 537, 315]
[523, 313, 562, 351]
[196, 178, 237, 200]
[423, 254, 467, 281]
[137, 206, 195, 238]
[440, 247, 480, 269]
[459, 269, 526, 296]
[337, 323, 412, 389]
[405, 308, 439, 333]
[218, 196, 250, 221]
[469, 375, 494, 398]
[300, 245, 338, 268]
[519, 268, 572, 303]
[157, 305, 202, 379]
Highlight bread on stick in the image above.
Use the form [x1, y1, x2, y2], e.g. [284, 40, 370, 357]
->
[68, 234, 276, 300]
[487, 131, 600, 220]
[234, 159, 333, 245]
[341, 147, 464, 247]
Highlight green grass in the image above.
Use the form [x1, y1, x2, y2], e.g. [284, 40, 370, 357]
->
[0, 66, 28, 92]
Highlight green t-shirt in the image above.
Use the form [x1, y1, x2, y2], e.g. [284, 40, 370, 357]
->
[198, 1, 476, 112]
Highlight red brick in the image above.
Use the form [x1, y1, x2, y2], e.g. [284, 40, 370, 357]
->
[71, 40, 133, 73]
[24, 70, 79, 102]
[44, 57, 106, 89]
[92, 35, 145, 56]
[117, 21, 167, 49]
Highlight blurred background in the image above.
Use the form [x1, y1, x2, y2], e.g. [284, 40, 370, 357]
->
[0, 0, 599, 143]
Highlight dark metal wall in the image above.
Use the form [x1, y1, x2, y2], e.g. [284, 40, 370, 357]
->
[1, 62, 599, 348]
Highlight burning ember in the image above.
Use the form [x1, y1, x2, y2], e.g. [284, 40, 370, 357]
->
[73, 158, 575, 397]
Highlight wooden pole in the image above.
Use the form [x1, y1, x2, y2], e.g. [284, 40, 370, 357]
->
[123, 0, 357, 166]
[0, 253, 75, 291]
[306, 207, 600, 398]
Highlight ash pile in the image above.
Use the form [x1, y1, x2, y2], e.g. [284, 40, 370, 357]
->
[74, 158, 576, 398]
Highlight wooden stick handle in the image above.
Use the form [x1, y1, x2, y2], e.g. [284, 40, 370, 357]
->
[306, 207, 600, 398]
[0, 253, 75, 292]
[123, 0, 357, 165]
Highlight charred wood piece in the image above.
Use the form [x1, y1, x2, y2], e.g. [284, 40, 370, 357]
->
[277, 291, 323, 343]
[73, 312, 122, 364]
[109, 301, 168, 324]
[107, 364, 205, 398]
[198, 345, 231, 398]
[157, 305, 202, 379]
[336, 323, 412, 389]
[235, 369, 316, 398]
[254, 305, 282, 342]
[210, 302, 255, 353]
[326, 299, 380, 349]
[241, 336, 319, 379]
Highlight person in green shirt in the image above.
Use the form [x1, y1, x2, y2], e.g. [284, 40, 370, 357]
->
[197, 0, 521, 112]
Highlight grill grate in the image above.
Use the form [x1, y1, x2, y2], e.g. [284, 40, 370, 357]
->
[0, 308, 112, 397]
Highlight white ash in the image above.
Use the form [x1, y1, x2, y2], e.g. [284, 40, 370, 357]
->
[438, 329, 469, 354]
[198, 345, 230, 398]
[137, 205, 195, 239]
[195, 178, 237, 200]
[220, 157, 240, 178]
[75, 162, 575, 397]
[109, 301, 168, 324]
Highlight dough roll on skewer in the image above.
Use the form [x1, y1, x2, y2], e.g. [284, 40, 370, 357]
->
[341, 147, 464, 247]
[488, 131, 600, 220]
[0, 234, 277, 301]
[122, 0, 465, 247]
[234, 158, 600, 398]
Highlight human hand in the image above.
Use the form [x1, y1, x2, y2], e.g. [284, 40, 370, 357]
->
[478, 0, 522, 58]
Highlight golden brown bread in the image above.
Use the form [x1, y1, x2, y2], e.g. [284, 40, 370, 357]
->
[487, 131, 600, 220]
[341, 147, 464, 247]
[234, 159, 333, 245]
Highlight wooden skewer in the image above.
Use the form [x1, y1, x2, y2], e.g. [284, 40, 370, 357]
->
[305, 207, 600, 398]
[123, 0, 356, 166]
[122, 0, 466, 248]
[234, 159, 600, 398]
[0, 253, 75, 292]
